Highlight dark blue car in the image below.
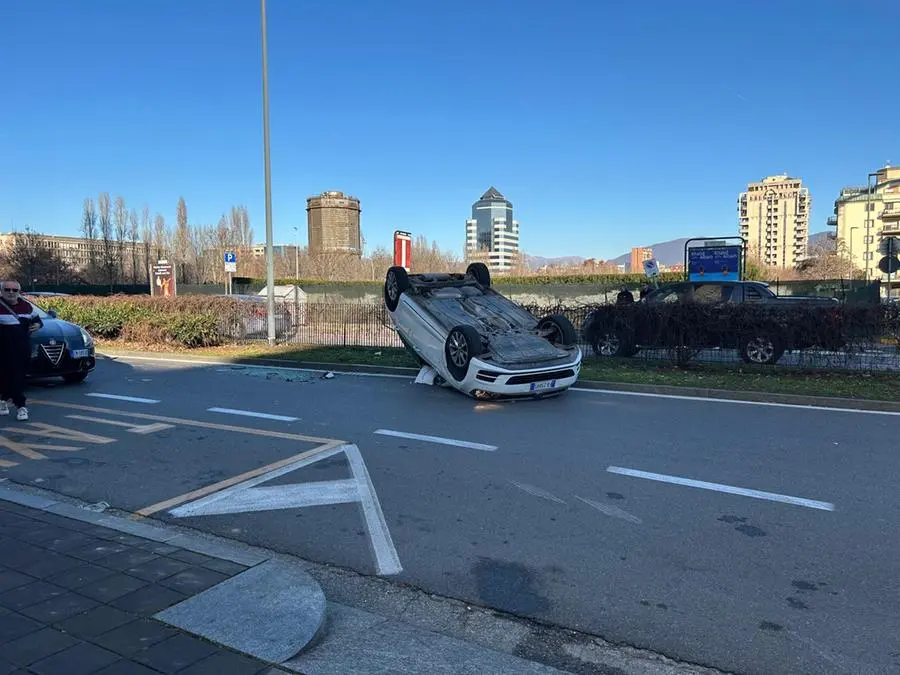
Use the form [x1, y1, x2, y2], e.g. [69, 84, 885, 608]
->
[26, 303, 96, 383]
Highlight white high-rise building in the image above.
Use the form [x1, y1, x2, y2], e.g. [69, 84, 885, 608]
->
[464, 187, 520, 272]
[738, 174, 810, 269]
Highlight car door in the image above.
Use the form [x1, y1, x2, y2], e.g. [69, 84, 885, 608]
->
[691, 283, 735, 348]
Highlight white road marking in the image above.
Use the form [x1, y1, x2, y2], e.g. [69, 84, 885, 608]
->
[509, 481, 566, 505]
[207, 407, 298, 422]
[571, 387, 900, 417]
[103, 353, 899, 416]
[374, 429, 497, 451]
[576, 495, 642, 524]
[170, 443, 402, 576]
[606, 466, 835, 511]
[86, 393, 160, 404]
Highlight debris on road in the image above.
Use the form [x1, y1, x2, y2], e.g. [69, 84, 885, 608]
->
[322, 371, 335, 380]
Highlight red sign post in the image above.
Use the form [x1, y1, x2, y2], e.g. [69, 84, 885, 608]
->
[393, 231, 411, 271]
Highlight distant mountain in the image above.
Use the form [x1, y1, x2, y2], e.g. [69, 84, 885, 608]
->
[808, 231, 834, 252]
[522, 254, 585, 270]
[610, 237, 701, 270]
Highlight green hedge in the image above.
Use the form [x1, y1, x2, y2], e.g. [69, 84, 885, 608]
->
[30, 295, 243, 348]
[262, 272, 687, 288]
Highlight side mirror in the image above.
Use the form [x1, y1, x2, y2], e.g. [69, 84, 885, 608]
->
[48, 310, 57, 319]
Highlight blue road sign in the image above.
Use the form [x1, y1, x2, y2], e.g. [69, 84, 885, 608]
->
[688, 245, 741, 282]
[224, 251, 237, 263]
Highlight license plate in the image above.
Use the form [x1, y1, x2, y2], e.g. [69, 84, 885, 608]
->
[529, 379, 557, 392]
[70, 349, 90, 359]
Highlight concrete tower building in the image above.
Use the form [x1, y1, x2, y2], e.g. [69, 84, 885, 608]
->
[306, 191, 362, 257]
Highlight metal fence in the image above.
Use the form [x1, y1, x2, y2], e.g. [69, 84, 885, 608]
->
[228, 301, 900, 373]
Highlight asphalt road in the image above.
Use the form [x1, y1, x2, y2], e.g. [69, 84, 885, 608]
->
[3, 354, 899, 675]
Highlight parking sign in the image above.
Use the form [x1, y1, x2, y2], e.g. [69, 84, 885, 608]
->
[224, 251, 237, 273]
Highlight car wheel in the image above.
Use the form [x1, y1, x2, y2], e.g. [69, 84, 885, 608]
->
[384, 266, 410, 312]
[591, 331, 636, 357]
[537, 314, 577, 346]
[444, 325, 484, 381]
[466, 262, 491, 288]
[62, 372, 88, 384]
[739, 334, 784, 365]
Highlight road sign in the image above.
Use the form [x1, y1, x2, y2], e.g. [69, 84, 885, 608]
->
[878, 237, 900, 257]
[687, 245, 741, 282]
[878, 256, 900, 275]
[393, 231, 411, 271]
[224, 251, 237, 273]
[642, 258, 660, 278]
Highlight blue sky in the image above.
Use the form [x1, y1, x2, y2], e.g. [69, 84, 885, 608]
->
[1, 0, 897, 260]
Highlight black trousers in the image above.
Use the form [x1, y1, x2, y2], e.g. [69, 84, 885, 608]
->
[0, 327, 29, 408]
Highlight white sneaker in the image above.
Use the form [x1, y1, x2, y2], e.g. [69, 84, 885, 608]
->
[0, 401, 8, 416]
[16, 407, 29, 421]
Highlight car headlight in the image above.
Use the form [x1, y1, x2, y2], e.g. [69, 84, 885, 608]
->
[80, 327, 94, 347]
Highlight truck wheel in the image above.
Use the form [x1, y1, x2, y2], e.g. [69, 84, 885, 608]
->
[739, 333, 784, 365]
[538, 314, 576, 347]
[591, 331, 636, 358]
[466, 262, 491, 288]
[384, 266, 410, 312]
[445, 325, 484, 381]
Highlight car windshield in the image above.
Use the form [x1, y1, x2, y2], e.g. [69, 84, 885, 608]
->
[29, 303, 52, 319]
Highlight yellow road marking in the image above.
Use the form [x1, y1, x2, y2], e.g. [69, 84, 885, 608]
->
[65, 415, 174, 435]
[8, 423, 116, 445]
[135, 439, 345, 517]
[0, 434, 50, 460]
[32, 400, 341, 444]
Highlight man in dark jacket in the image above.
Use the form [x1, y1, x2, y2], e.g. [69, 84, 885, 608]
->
[0, 280, 42, 420]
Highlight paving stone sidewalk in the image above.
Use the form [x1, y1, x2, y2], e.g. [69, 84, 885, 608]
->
[0, 499, 288, 675]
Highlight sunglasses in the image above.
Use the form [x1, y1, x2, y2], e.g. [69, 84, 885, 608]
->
[1, 288, 19, 292]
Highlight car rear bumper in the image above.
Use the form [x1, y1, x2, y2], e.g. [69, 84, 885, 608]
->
[460, 349, 582, 397]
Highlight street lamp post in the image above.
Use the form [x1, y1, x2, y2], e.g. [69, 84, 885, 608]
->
[261, 0, 276, 346]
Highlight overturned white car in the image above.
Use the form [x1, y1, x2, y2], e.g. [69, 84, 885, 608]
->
[384, 263, 582, 399]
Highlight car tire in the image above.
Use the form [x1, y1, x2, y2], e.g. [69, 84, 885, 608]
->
[738, 333, 784, 365]
[62, 372, 88, 384]
[538, 314, 577, 346]
[384, 266, 410, 312]
[444, 325, 484, 381]
[591, 331, 637, 358]
[466, 262, 491, 288]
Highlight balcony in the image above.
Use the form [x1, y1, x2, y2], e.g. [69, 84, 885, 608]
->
[827, 232, 837, 240]
[880, 203, 900, 221]
[826, 215, 837, 227]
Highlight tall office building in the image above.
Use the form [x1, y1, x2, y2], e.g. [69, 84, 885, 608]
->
[464, 187, 520, 272]
[830, 164, 900, 279]
[738, 174, 810, 269]
[306, 191, 362, 257]
[629, 247, 653, 272]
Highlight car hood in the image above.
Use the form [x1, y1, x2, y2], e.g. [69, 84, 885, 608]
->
[32, 319, 85, 343]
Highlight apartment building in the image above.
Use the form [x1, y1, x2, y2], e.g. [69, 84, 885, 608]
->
[738, 174, 810, 269]
[465, 187, 520, 272]
[629, 247, 653, 272]
[306, 191, 362, 257]
[830, 165, 900, 279]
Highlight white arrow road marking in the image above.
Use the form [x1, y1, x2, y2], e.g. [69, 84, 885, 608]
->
[169, 443, 402, 576]
[576, 495, 642, 524]
[509, 481, 566, 505]
[607, 466, 835, 512]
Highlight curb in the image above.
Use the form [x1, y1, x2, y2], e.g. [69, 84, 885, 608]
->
[97, 348, 900, 414]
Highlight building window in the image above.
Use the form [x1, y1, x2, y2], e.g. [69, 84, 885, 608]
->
[864, 252, 874, 261]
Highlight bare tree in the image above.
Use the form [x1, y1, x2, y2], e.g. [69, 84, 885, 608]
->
[97, 192, 117, 288]
[173, 196, 192, 283]
[113, 195, 128, 283]
[128, 208, 140, 284]
[81, 198, 99, 282]
[153, 213, 168, 261]
[141, 206, 152, 284]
